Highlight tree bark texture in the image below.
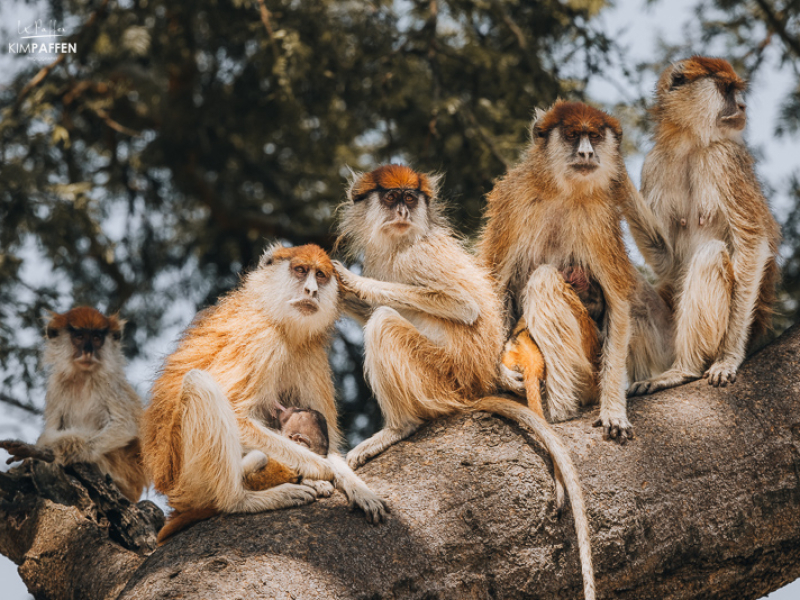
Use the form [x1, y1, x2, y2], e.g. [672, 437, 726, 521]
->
[3, 325, 800, 600]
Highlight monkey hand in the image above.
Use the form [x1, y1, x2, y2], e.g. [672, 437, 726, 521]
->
[593, 410, 634, 444]
[703, 360, 738, 387]
[46, 432, 95, 464]
[303, 479, 335, 498]
[497, 364, 526, 397]
[332, 261, 362, 295]
[340, 479, 389, 525]
[0, 440, 55, 464]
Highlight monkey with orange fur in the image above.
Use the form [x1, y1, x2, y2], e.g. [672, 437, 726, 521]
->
[335, 165, 596, 600]
[625, 57, 780, 396]
[143, 244, 388, 532]
[4, 307, 149, 502]
[478, 101, 650, 443]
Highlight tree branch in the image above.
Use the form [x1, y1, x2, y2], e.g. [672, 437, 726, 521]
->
[3, 325, 800, 599]
[753, 0, 800, 59]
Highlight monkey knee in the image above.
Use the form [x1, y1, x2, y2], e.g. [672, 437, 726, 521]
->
[364, 306, 402, 346]
[525, 265, 566, 297]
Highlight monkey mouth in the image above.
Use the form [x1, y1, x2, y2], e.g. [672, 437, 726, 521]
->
[291, 299, 319, 315]
[570, 162, 599, 173]
[719, 113, 746, 130]
[386, 220, 412, 232]
[75, 357, 98, 370]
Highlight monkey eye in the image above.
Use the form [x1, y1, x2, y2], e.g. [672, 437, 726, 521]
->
[670, 73, 688, 89]
[403, 191, 418, 207]
[294, 265, 308, 276]
[588, 131, 601, 141]
[315, 270, 329, 282]
[564, 130, 579, 141]
[384, 190, 400, 204]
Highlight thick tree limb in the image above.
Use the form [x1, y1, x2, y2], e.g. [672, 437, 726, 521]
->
[3, 326, 800, 599]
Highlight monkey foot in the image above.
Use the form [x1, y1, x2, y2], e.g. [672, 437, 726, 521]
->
[304, 480, 335, 498]
[498, 365, 526, 396]
[346, 486, 390, 525]
[703, 361, 738, 387]
[627, 369, 697, 397]
[593, 413, 634, 444]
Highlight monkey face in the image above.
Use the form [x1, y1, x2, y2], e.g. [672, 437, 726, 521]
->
[655, 57, 747, 140]
[67, 327, 108, 369]
[44, 307, 123, 374]
[533, 101, 623, 191]
[256, 244, 340, 335]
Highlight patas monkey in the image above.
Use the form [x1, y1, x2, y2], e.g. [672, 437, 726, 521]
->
[8, 307, 148, 502]
[626, 57, 780, 396]
[336, 165, 596, 600]
[478, 101, 639, 443]
[157, 403, 329, 544]
[143, 244, 388, 531]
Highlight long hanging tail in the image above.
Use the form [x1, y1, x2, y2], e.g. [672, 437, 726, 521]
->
[473, 396, 596, 600]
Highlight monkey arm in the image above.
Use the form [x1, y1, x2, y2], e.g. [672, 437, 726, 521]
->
[340, 289, 374, 325]
[622, 176, 673, 278]
[334, 261, 480, 325]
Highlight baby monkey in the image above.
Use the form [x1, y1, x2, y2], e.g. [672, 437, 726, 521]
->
[158, 406, 331, 544]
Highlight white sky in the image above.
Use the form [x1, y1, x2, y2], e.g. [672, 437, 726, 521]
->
[0, 0, 798, 598]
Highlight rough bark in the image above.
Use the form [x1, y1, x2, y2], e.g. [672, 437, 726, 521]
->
[3, 325, 800, 600]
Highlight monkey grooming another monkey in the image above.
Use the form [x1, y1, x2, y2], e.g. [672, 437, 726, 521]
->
[336, 165, 596, 600]
[157, 403, 330, 544]
[626, 57, 780, 396]
[3, 307, 148, 502]
[143, 243, 388, 535]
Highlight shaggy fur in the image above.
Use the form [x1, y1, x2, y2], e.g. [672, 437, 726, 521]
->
[337, 165, 596, 600]
[143, 244, 387, 529]
[39, 307, 147, 502]
[626, 57, 781, 395]
[478, 100, 638, 441]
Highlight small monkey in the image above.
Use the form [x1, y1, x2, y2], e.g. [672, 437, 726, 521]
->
[143, 244, 387, 533]
[478, 101, 638, 442]
[275, 403, 330, 456]
[7, 307, 148, 502]
[336, 165, 596, 600]
[626, 57, 780, 395]
[157, 405, 330, 544]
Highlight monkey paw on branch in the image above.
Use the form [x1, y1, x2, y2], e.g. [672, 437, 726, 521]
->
[0, 439, 55, 464]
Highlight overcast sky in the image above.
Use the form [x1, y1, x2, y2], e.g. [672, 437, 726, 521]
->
[0, 0, 798, 598]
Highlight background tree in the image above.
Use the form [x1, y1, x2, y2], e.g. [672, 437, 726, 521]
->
[0, 0, 618, 442]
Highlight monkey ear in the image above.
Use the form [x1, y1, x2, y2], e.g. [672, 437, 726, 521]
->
[422, 172, 443, 201]
[530, 107, 548, 141]
[345, 167, 367, 203]
[258, 243, 283, 269]
[108, 314, 126, 340]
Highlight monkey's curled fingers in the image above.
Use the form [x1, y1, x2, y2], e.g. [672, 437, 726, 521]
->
[332, 261, 360, 294]
[497, 365, 526, 397]
[627, 380, 654, 397]
[344, 485, 390, 525]
[593, 413, 634, 444]
[304, 479, 335, 498]
[628, 369, 696, 397]
[704, 361, 738, 387]
[0, 440, 55, 464]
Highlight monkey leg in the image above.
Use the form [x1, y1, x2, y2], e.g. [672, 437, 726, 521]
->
[347, 306, 462, 470]
[523, 265, 600, 422]
[629, 240, 732, 396]
[502, 319, 546, 419]
[171, 369, 316, 514]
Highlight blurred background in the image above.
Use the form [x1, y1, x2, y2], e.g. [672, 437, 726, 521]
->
[0, 0, 798, 598]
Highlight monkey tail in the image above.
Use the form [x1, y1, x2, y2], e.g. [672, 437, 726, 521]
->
[472, 396, 596, 600]
[157, 507, 219, 545]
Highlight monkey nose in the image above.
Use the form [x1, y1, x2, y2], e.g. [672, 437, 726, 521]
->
[738, 102, 747, 111]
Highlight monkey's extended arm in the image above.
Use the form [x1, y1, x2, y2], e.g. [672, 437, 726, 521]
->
[334, 261, 480, 325]
[622, 177, 673, 278]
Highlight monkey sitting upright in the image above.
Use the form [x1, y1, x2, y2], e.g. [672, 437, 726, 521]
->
[625, 57, 780, 396]
[335, 165, 596, 600]
[478, 101, 641, 443]
[4, 307, 149, 502]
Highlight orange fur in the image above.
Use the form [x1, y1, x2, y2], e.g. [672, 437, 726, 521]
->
[350, 164, 434, 200]
[47, 306, 122, 334]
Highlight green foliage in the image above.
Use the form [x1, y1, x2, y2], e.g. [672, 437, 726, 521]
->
[0, 0, 616, 442]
